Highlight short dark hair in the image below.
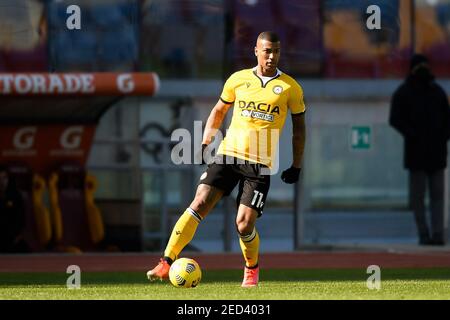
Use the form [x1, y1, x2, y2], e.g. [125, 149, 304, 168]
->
[257, 31, 280, 43]
[410, 53, 428, 68]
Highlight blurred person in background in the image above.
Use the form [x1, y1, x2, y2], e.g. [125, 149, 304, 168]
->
[0, 165, 29, 253]
[390, 54, 450, 246]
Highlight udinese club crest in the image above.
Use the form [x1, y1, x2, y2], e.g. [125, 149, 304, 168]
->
[272, 85, 283, 95]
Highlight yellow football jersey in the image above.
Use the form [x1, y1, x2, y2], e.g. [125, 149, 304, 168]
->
[217, 68, 306, 168]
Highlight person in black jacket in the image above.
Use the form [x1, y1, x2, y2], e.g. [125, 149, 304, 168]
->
[0, 165, 29, 253]
[390, 54, 450, 246]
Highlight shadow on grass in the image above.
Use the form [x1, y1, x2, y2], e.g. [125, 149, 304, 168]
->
[0, 268, 449, 286]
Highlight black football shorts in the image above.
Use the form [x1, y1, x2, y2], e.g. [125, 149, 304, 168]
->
[198, 155, 270, 217]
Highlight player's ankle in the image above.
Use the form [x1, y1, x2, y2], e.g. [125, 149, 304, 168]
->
[163, 256, 174, 265]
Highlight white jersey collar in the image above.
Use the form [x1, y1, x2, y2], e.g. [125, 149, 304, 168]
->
[253, 67, 282, 86]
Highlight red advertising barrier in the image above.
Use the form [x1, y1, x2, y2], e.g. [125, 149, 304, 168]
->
[0, 125, 95, 174]
[0, 72, 160, 96]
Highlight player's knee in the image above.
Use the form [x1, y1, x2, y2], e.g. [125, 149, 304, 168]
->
[190, 185, 223, 218]
[236, 220, 254, 235]
[190, 197, 210, 218]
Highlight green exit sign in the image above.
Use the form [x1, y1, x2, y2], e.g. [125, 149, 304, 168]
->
[350, 126, 371, 150]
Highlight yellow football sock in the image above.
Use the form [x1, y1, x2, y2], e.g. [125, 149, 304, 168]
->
[239, 228, 259, 268]
[164, 208, 202, 262]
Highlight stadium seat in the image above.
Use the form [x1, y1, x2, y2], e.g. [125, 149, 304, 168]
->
[84, 174, 105, 245]
[99, 29, 138, 64]
[47, 4, 68, 30]
[57, 31, 97, 66]
[91, 5, 126, 28]
[48, 164, 107, 253]
[7, 164, 52, 252]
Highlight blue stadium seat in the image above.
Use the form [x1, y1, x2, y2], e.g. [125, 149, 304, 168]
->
[98, 26, 138, 63]
[47, 4, 67, 30]
[91, 5, 126, 28]
[53, 31, 97, 66]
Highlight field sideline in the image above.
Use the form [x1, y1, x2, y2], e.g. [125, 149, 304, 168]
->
[1, 249, 450, 272]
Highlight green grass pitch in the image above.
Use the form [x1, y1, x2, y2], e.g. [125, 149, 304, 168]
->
[0, 268, 449, 300]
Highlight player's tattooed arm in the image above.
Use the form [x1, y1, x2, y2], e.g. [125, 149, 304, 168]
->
[291, 113, 305, 169]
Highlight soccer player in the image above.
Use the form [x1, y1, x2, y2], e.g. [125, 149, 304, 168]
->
[147, 31, 306, 287]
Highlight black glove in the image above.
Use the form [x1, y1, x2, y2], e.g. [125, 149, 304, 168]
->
[281, 166, 301, 184]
